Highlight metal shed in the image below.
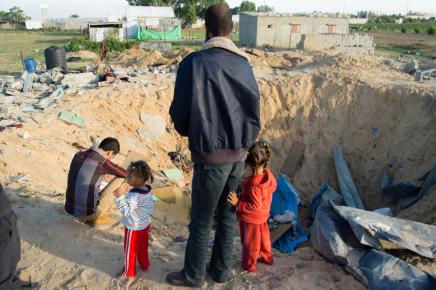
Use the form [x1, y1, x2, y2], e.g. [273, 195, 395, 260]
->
[88, 22, 124, 42]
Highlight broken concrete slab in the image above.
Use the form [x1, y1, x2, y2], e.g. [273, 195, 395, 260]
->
[33, 86, 64, 109]
[61, 72, 99, 88]
[58, 111, 84, 127]
[403, 60, 418, 75]
[48, 68, 64, 84]
[39, 73, 53, 85]
[23, 72, 35, 93]
[137, 113, 167, 143]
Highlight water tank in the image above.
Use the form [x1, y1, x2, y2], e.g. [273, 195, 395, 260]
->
[44, 46, 67, 72]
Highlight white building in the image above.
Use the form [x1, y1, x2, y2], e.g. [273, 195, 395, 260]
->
[108, 6, 178, 38]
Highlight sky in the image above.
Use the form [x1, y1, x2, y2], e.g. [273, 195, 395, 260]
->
[0, 0, 435, 20]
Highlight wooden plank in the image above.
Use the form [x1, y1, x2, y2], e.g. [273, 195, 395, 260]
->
[280, 141, 305, 179]
[270, 222, 293, 244]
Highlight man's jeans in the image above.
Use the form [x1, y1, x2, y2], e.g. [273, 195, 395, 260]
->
[183, 161, 244, 286]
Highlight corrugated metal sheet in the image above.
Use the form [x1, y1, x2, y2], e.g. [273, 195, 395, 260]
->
[89, 26, 124, 42]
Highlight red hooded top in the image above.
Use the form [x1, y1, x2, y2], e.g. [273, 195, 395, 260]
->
[237, 169, 277, 224]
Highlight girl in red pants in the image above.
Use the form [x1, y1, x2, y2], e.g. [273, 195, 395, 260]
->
[114, 161, 157, 278]
[228, 141, 277, 272]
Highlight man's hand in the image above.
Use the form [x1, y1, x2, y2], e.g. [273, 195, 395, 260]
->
[114, 181, 129, 198]
[227, 191, 239, 207]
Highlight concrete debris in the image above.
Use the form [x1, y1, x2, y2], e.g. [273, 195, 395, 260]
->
[58, 111, 84, 127]
[48, 68, 64, 84]
[34, 86, 64, 109]
[23, 72, 35, 93]
[415, 68, 436, 82]
[18, 131, 31, 139]
[137, 113, 166, 143]
[403, 60, 419, 75]
[61, 72, 99, 88]
[0, 95, 14, 104]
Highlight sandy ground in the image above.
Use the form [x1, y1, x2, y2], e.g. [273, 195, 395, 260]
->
[1, 49, 436, 289]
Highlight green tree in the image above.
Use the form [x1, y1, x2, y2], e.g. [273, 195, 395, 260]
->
[240, 1, 256, 12]
[182, 1, 197, 25]
[231, 7, 240, 15]
[127, 0, 171, 5]
[197, 0, 227, 18]
[257, 5, 274, 13]
[0, 11, 8, 21]
[1, 6, 29, 23]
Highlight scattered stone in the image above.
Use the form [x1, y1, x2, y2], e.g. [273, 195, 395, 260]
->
[0, 95, 14, 104]
[39, 72, 53, 84]
[23, 72, 35, 93]
[61, 72, 99, 88]
[49, 68, 65, 84]
[137, 113, 166, 143]
[18, 131, 31, 139]
[58, 111, 84, 127]
[34, 86, 64, 109]
[6, 79, 24, 91]
[403, 60, 418, 75]
[4, 89, 17, 96]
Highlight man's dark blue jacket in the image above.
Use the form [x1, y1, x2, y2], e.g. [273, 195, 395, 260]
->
[169, 46, 260, 163]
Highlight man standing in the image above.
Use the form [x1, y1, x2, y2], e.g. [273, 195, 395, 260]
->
[65, 137, 128, 225]
[0, 183, 20, 289]
[167, 4, 260, 287]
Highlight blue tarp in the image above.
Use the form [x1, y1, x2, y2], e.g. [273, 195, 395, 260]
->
[333, 146, 365, 209]
[311, 205, 436, 290]
[311, 182, 343, 217]
[381, 163, 436, 209]
[270, 176, 308, 253]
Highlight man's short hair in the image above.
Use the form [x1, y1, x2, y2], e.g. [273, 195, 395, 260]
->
[205, 4, 233, 37]
[98, 137, 120, 154]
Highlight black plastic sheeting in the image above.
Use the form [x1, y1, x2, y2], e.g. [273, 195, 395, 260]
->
[333, 146, 365, 209]
[311, 205, 436, 290]
[381, 163, 436, 209]
[333, 205, 436, 258]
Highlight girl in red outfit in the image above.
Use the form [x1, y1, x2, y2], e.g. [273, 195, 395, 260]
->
[228, 141, 277, 272]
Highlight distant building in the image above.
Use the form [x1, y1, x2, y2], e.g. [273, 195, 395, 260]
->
[405, 12, 433, 20]
[88, 22, 123, 42]
[349, 18, 368, 25]
[108, 6, 179, 39]
[0, 21, 25, 30]
[240, 13, 349, 49]
[25, 20, 43, 29]
[239, 13, 374, 54]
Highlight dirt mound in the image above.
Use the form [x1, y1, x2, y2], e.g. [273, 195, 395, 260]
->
[1, 51, 435, 288]
[257, 61, 436, 215]
[114, 47, 149, 67]
[114, 48, 195, 69]
[66, 50, 99, 60]
[164, 48, 194, 60]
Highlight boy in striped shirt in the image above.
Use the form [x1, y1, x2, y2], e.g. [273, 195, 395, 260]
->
[114, 160, 157, 278]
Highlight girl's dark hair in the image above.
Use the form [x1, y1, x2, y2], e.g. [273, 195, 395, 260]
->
[128, 160, 154, 183]
[245, 140, 272, 168]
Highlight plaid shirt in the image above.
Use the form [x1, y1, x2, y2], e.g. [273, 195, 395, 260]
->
[65, 147, 127, 217]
